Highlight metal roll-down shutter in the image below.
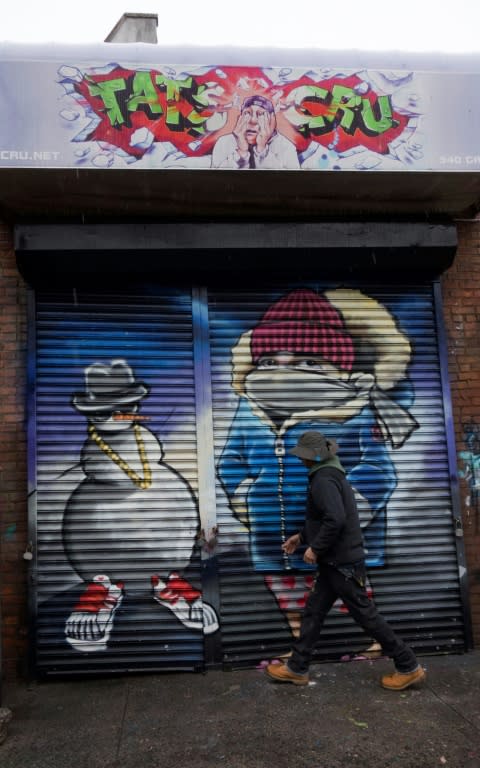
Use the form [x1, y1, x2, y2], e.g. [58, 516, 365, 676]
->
[30, 278, 468, 674]
[208, 282, 466, 666]
[33, 288, 205, 674]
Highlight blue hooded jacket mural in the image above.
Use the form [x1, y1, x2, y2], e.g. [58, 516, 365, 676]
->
[217, 288, 418, 627]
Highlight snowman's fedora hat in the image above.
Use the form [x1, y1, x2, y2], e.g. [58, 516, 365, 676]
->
[72, 359, 149, 413]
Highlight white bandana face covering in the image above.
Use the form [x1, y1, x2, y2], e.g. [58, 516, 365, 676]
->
[245, 368, 361, 417]
[245, 366, 418, 448]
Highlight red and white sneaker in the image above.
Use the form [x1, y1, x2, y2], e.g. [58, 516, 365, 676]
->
[65, 575, 124, 653]
[152, 572, 219, 635]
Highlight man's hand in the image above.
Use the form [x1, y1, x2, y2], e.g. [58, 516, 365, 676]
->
[255, 111, 276, 154]
[282, 533, 301, 554]
[232, 112, 250, 156]
[303, 547, 317, 565]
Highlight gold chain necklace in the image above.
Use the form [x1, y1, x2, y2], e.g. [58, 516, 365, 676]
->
[88, 423, 152, 490]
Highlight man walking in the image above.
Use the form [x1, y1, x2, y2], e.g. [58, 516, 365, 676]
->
[266, 431, 426, 690]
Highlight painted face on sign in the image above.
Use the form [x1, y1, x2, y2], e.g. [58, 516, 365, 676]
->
[241, 104, 276, 145]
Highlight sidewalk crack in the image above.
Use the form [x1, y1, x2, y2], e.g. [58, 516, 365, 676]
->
[114, 681, 130, 765]
[427, 684, 480, 735]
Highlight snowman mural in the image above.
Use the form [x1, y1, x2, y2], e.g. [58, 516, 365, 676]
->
[62, 359, 218, 652]
[217, 288, 418, 644]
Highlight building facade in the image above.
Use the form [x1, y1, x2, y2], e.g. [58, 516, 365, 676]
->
[1, 41, 480, 680]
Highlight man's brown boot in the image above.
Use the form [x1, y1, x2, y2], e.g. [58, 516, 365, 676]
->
[381, 666, 426, 691]
[266, 662, 309, 686]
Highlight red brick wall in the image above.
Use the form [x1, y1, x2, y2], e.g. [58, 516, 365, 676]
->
[441, 218, 480, 648]
[0, 221, 29, 681]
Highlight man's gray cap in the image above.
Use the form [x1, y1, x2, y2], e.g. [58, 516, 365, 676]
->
[289, 431, 338, 461]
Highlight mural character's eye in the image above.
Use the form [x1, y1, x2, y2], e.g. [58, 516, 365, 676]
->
[117, 405, 138, 414]
[90, 412, 111, 423]
[296, 359, 325, 370]
[257, 358, 279, 369]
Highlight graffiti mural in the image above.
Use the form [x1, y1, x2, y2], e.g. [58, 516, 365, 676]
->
[214, 287, 419, 647]
[57, 63, 420, 171]
[33, 289, 218, 669]
[62, 359, 218, 653]
[459, 423, 480, 535]
[32, 283, 465, 670]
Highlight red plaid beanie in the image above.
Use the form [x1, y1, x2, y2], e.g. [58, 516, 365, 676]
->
[251, 289, 355, 371]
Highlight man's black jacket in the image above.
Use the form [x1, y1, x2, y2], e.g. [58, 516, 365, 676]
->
[300, 464, 365, 565]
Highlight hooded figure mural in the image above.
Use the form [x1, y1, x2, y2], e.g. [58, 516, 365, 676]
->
[217, 288, 418, 638]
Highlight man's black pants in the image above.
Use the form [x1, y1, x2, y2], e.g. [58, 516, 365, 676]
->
[288, 563, 418, 674]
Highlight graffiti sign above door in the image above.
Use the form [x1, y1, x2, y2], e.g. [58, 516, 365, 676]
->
[66, 66, 410, 166]
[2, 47, 480, 171]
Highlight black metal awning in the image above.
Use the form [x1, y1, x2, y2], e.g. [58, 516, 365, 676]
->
[15, 220, 457, 284]
[2, 168, 480, 223]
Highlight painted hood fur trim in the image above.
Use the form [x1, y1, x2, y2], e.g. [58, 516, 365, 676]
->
[230, 289, 418, 447]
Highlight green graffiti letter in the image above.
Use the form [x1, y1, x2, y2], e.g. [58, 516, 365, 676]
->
[329, 85, 363, 133]
[165, 104, 183, 130]
[87, 78, 127, 126]
[361, 95, 397, 135]
[185, 108, 210, 136]
[155, 75, 194, 131]
[155, 74, 193, 101]
[128, 71, 163, 117]
[191, 84, 211, 110]
[292, 85, 330, 135]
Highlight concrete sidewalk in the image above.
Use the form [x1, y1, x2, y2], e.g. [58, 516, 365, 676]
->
[1, 651, 479, 768]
